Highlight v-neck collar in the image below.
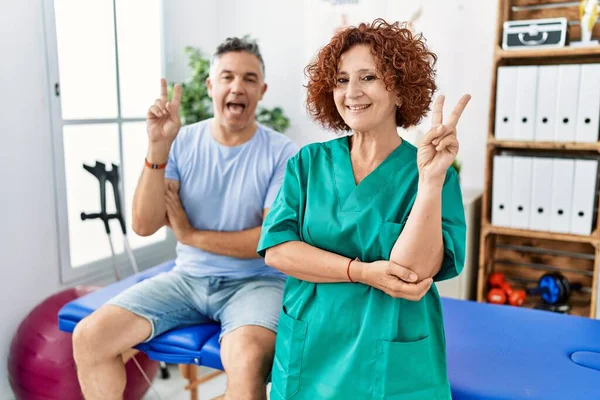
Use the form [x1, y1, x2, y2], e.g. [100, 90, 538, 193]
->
[332, 135, 407, 212]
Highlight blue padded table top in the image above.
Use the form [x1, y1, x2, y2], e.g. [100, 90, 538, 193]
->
[443, 297, 600, 400]
[58, 260, 223, 370]
[58, 261, 600, 399]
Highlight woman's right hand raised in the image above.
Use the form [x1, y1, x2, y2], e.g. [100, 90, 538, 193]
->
[147, 78, 182, 144]
[354, 260, 433, 301]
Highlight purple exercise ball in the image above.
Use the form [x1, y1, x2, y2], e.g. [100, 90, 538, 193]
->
[8, 286, 159, 399]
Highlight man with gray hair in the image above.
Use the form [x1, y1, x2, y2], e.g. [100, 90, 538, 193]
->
[72, 36, 298, 400]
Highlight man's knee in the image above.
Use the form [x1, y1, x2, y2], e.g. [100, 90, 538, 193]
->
[221, 326, 276, 379]
[72, 314, 109, 366]
[72, 305, 151, 367]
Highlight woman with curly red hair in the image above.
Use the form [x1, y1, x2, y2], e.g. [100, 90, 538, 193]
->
[258, 18, 470, 399]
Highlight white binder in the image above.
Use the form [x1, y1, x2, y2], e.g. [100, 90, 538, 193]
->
[534, 65, 559, 142]
[529, 157, 554, 231]
[495, 67, 518, 140]
[514, 66, 538, 141]
[510, 156, 533, 229]
[550, 158, 575, 233]
[492, 155, 513, 227]
[554, 65, 580, 142]
[575, 64, 600, 143]
[570, 159, 598, 235]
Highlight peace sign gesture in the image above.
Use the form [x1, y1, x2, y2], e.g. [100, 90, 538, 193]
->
[417, 94, 471, 185]
[147, 78, 182, 144]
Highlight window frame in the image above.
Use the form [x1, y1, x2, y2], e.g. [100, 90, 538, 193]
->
[42, 0, 175, 284]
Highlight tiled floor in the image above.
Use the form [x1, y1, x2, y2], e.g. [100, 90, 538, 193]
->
[142, 364, 272, 400]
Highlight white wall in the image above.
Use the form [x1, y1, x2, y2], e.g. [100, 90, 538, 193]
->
[165, 0, 497, 190]
[163, 0, 219, 83]
[0, 2, 62, 398]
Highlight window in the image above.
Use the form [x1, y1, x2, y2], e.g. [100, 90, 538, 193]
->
[43, 0, 175, 283]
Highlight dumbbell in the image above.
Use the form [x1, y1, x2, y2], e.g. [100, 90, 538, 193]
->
[527, 273, 582, 306]
[486, 272, 526, 306]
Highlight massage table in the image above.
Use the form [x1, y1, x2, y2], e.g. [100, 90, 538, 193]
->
[58, 260, 600, 399]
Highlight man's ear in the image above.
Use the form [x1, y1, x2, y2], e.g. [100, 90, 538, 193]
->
[206, 77, 213, 99]
[259, 83, 268, 100]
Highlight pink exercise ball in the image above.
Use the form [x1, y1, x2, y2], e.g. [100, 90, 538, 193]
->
[8, 286, 159, 400]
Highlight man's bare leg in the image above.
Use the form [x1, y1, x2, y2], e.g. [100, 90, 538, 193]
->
[72, 305, 152, 400]
[219, 326, 276, 400]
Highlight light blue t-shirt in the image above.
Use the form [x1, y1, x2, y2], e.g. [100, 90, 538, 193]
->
[165, 119, 298, 279]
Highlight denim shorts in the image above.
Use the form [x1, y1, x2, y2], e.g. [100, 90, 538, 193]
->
[107, 269, 286, 342]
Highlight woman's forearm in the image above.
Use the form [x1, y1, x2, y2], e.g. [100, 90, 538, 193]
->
[390, 178, 444, 279]
[265, 241, 354, 283]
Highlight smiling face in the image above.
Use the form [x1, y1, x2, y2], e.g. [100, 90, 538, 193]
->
[333, 44, 399, 133]
[206, 50, 267, 133]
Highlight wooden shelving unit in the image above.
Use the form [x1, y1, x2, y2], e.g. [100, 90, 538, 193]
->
[488, 136, 600, 151]
[477, 0, 600, 319]
[497, 46, 600, 60]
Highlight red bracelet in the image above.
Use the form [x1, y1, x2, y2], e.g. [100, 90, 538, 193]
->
[347, 257, 358, 283]
[145, 158, 167, 170]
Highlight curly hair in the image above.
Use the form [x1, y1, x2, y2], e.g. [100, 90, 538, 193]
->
[305, 18, 438, 132]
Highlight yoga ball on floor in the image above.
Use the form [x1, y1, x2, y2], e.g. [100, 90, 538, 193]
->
[8, 286, 159, 400]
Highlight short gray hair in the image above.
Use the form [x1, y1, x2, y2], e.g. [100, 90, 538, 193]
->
[210, 36, 265, 78]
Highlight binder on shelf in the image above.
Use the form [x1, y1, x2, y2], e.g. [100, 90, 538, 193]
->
[514, 66, 538, 141]
[570, 159, 598, 235]
[491, 155, 513, 227]
[550, 158, 575, 233]
[553, 65, 580, 142]
[529, 157, 554, 231]
[575, 63, 600, 143]
[510, 156, 533, 229]
[534, 65, 559, 142]
[495, 66, 518, 140]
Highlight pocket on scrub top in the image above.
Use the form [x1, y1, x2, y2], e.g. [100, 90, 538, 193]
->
[373, 335, 443, 400]
[271, 308, 307, 399]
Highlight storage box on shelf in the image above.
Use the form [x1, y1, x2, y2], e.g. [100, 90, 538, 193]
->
[478, 0, 600, 318]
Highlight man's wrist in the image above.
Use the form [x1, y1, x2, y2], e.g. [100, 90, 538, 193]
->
[147, 142, 171, 164]
[181, 228, 200, 247]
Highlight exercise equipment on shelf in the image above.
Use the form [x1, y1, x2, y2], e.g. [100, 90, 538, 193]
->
[526, 272, 582, 305]
[486, 272, 526, 306]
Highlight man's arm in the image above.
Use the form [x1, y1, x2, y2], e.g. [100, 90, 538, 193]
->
[165, 189, 268, 259]
[182, 226, 262, 259]
[181, 209, 269, 259]
[132, 150, 179, 236]
[133, 78, 182, 236]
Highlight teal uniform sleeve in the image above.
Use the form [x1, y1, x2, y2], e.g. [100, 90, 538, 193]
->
[434, 168, 467, 282]
[257, 156, 302, 258]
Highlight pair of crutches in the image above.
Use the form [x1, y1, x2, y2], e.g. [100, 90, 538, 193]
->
[80, 161, 138, 281]
[81, 161, 170, 397]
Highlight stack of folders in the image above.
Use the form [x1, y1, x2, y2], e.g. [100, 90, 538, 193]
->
[495, 64, 600, 142]
[492, 155, 598, 235]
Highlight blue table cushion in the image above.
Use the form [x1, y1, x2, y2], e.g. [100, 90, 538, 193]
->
[443, 297, 600, 400]
[58, 260, 224, 369]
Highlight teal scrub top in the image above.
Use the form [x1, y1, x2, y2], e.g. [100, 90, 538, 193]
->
[258, 136, 466, 400]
